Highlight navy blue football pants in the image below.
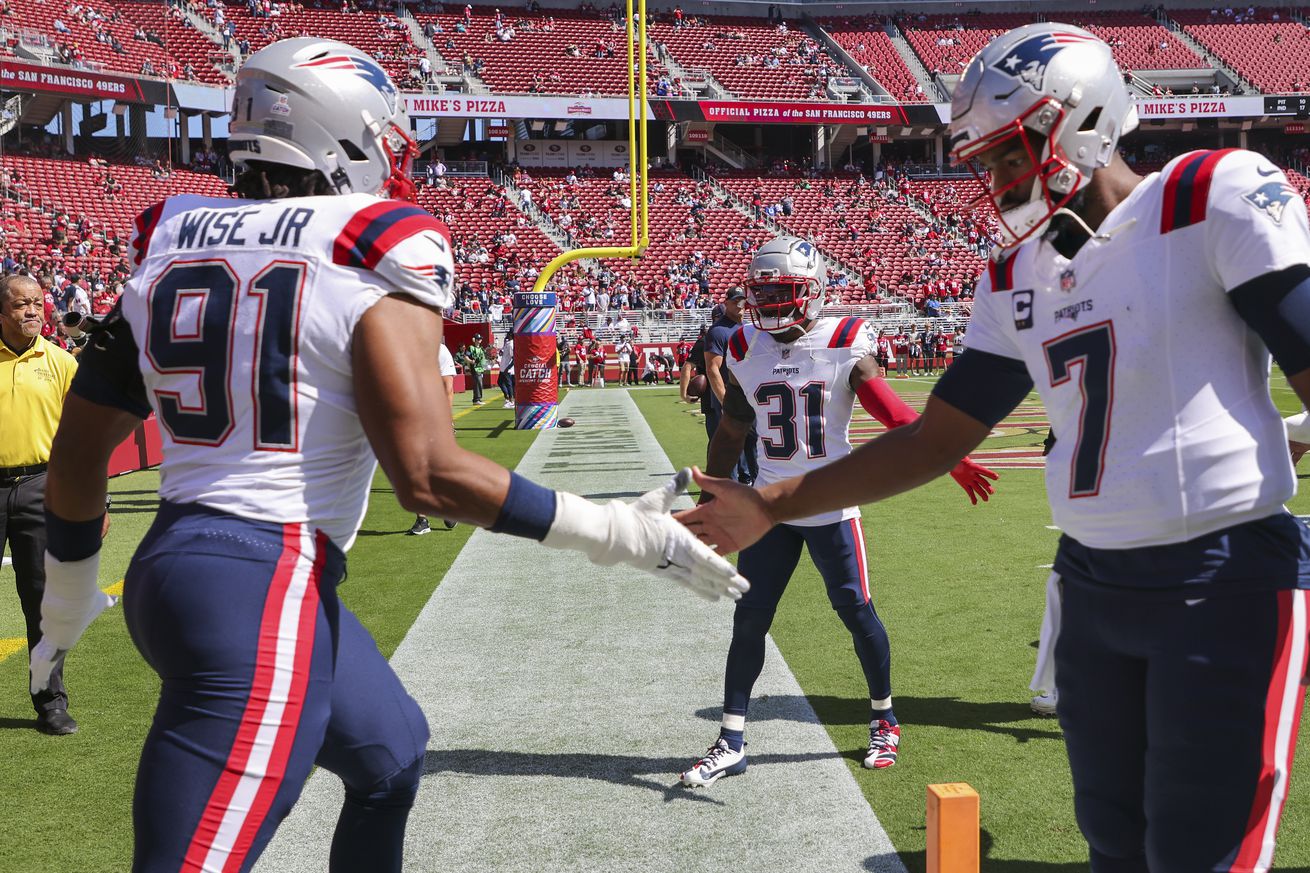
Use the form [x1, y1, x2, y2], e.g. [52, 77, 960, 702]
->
[1054, 519, 1310, 873]
[725, 519, 890, 718]
[124, 503, 429, 873]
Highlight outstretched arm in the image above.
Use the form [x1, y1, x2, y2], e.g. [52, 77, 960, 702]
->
[354, 295, 748, 601]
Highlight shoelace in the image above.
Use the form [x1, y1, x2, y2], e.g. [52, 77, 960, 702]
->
[696, 740, 736, 770]
[869, 723, 898, 752]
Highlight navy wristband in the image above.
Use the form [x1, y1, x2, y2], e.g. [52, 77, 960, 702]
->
[45, 509, 104, 563]
[490, 472, 558, 541]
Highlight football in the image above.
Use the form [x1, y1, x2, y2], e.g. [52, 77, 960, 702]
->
[557, 417, 576, 428]
[688, 375, 708, 399]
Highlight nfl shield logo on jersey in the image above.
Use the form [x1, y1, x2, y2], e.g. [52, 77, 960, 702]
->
[1243, 181, 1299, 225]
[1059, 269, 1077, 293]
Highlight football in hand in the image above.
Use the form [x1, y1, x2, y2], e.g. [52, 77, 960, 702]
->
[558, 417, 576, 428]
[688, 375, 708, 399]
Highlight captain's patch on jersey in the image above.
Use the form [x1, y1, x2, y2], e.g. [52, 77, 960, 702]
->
[1242, 181, 1299, 225]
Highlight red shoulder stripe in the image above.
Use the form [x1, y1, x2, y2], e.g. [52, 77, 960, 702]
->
[333, 201, 449, 271]
[132, 201, 165, 267]
[828, 316, 864, 348]
[728, 327, 749, 361]
[1160, 149, 1237, 234]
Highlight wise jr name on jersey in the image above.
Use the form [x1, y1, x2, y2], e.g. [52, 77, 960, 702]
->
[116, 192, 454, 550]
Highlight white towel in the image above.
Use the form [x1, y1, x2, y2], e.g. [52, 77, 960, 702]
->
[1029, 571, 1062, 694]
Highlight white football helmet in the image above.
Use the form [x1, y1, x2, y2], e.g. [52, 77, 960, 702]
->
[229, 38, 417, 200]
[948, 23, 1138, 245]
[746, 236, 824, 333]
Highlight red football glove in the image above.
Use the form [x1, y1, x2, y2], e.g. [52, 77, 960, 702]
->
[949, 456, 998, 505]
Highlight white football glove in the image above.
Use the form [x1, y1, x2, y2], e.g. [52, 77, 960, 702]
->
[30, 551, 117, 695]
[543, 469, 750, 601]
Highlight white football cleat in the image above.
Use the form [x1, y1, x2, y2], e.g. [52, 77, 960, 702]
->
[680, 737, 747, 787]
[1031, 690, 1059, 717]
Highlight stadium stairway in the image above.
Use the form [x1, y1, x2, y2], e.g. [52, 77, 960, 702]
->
[886, 20, 943, 102]
[1158, 11, 1253, 94]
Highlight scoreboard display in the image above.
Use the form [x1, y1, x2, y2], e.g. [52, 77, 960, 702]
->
[1264, 95, 1310, 116]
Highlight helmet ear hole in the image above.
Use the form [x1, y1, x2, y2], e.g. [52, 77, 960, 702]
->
[338, 139, 369, 162]
[1079, 107, 1102, 132]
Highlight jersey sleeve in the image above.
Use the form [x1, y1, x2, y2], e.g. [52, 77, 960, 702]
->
[838, 319, 878, 386]
[68, 299, 151, 419]
[332, 200, 457, 314]
[1204, 149, 1310, 292]
[129, 200, 167, 269]
[960, 263, 1026, 361]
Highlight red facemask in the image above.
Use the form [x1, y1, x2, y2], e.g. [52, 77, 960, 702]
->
[951, 99, 1084, 246]
[746, 278, 817, 333]
[381, 123, 418, 202]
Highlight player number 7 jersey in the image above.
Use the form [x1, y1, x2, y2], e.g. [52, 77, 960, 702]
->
[963, 149, 1310, 549]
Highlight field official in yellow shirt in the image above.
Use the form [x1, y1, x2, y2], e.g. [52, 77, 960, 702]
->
[0, 275, 80, 734]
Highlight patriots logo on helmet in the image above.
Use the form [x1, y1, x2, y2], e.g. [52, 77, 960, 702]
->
[293, 54, 398, 113]
[991, 31, 1098, 92]
[1243, 181, 1299, 225]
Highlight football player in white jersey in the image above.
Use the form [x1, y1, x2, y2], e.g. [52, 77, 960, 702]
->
[681, 24, 1310, 871]
[30, 39, 746, 872]
[679, 237, 997, 786]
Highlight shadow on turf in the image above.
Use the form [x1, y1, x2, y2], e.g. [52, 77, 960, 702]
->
[422, 748, 837, 806]
[0, 716, 37, 730]
[694, 694, 1062, 744]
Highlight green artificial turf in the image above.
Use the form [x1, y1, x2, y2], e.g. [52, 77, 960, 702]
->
[0, 394, 536, 873]
[631, 381, 1310, 872]
[1, 378, 1307, 872]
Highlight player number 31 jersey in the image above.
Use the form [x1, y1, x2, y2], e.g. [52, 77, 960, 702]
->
[116, 193, 455, 550]
[725, 316, 873, 526]
[964, 149, 1310, 549]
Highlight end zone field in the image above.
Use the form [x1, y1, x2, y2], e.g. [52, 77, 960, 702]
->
[1, 380, 1308, 871]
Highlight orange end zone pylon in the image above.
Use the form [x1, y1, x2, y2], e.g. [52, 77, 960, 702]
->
[926, 783, 980, 873]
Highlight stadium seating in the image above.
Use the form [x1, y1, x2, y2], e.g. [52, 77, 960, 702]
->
[415, 180, 559, 304]
[816, 17, 928, 102]
[714, 172, 984, 306]
[1172, 9, 1310, 93]
[513, 168, 766, 304]
[117, 2, 230, 83]
[899, 11, 1205, 78]
[648, 16, 848, 101]
[6, 0, 198, 81]
[0, 154, 229, 275]
[412, 6, 654, 96]
[204, 2, 425, 87]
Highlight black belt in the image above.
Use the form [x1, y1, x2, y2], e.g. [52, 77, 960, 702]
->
[0, 463, 47, 480]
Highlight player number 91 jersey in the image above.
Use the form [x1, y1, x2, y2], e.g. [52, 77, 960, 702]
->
[964, 149, 1310, 549]
[119, 193, 455, 550]
[725, 317, 872, 526]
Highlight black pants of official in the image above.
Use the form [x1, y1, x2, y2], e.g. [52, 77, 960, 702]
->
[468, 371, 483, 403]
[0, 472, 67, 714]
